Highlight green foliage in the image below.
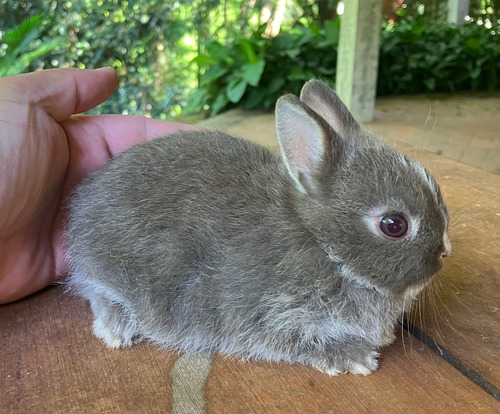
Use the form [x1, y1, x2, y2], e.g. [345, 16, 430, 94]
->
[378, 14, 500, 95]
[0, 0, 261, 119]
[188, 20, 340, 116]
[188, 12, 500, 115]
[47, 0, 194, 118]
[1, 1, 500, 119]
[0, 13, 62, 77]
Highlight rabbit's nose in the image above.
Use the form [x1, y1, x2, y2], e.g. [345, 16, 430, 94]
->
[441, 232, 451, 258]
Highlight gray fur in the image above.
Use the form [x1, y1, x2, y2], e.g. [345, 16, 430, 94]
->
[66, 80, 449, 375]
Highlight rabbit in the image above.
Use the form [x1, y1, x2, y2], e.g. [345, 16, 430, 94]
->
[65, 80, 451, 376]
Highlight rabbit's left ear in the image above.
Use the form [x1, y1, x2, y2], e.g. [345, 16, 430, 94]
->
[299, 80, 361, 137]
[276, 94, 341, 194]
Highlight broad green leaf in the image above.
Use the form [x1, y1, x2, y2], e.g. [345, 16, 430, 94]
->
[470, 66, 481, 79]
[239, 38, 258, 64]
[423, 77, 436, 91]
[285, 48, 301, 59]
[466, 38, 481, 51]
[267, 77, 286, 93]
[324, 20, 340, 45]
[183, 89, 209, 115]
[192, 54, 217, 67]
[210, 92, 230, 116]
[226, 78, 247, 103]
[202, 65, 228, 84]
[287, 66, 315, 81]
[206, 41, 233, 63]
[241, 60, 265, 87]
[243, 88, 267, 109]
[317, 66, 335, 75]
[309, 23, 321, 36]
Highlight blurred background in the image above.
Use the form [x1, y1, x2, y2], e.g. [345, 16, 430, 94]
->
[0, 0, 499, 122]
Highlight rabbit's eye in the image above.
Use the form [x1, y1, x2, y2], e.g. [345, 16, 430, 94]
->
[379, 215, 408, 238]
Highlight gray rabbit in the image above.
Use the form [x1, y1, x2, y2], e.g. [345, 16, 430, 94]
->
[66, 80, 451, 375]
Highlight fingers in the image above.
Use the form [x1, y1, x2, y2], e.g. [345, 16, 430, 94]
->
[0, 68, 118, 121]
[61, 114, 201, 189]
[62, 114, 201, 155]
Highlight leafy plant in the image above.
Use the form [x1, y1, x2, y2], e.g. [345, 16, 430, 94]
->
[0, 0, 259, 119]
[188, 11, 500, 116]
[378, 13, 500, 95]
[0, 14, 62, 77]
[188, 20, 340, 116]
[1, 1, 499, 118]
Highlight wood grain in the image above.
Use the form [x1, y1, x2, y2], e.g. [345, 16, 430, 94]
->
[2, 287, 499, 413]
[205, 330, 500, 413]
[1, 287, 177, 414]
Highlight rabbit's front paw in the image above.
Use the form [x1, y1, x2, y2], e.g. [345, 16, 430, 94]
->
[345, 350, 379, 375]
[88, 293, 141, 349]
[311, 350, 379, 376]
[93, 317, 133, 349]
[311, 361, 345, 376]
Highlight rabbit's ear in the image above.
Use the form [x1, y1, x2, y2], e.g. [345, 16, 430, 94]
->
[276, 94, 337, 194]
[299, 80, 360, 136]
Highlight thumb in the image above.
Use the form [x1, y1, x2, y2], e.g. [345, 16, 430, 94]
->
[0, 67, 118, 121]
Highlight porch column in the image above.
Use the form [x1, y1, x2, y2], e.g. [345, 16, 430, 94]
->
[335, 0, 383, 123]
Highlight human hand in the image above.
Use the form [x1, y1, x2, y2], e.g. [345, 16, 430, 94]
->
[0, 68, 197, 303]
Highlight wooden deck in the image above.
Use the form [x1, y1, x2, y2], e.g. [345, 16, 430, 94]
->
[2, 94, 500, 413]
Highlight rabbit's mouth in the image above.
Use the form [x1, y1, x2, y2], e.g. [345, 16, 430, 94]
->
[403, 282, 427, 302]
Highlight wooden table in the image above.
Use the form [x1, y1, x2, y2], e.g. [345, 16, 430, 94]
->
[2, 125, 499, 413]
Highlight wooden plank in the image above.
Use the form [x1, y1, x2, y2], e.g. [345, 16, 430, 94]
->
[205, 330, 499, 413]
[1, 286, 498, 413]
[1, 287, 177, 414]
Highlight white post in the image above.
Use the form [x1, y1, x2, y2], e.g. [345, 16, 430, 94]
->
[335, 0, 382, 123]
[447, 0, 470, 25]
